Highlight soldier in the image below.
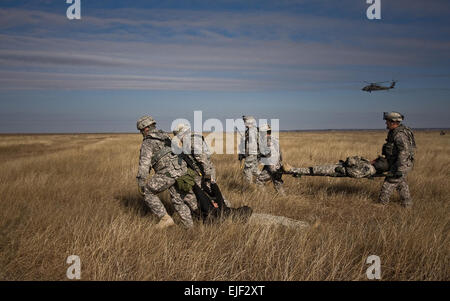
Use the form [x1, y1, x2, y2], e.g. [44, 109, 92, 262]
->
[172, 123, 231, 208]
[173, 123, 216, 183]
[238, 116, 260, 184]
[285, 156, 379, 179]
[255, 124, 286, 195]
[375, 112, 416, 207]
[136, 115, 194, 229]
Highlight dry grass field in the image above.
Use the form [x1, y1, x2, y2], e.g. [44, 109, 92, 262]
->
[0, 131, 448, 281]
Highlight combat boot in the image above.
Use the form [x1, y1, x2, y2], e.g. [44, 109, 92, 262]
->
[156, 214, 175, 229]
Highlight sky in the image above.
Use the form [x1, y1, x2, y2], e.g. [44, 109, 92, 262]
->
[0, 0, 449, 133]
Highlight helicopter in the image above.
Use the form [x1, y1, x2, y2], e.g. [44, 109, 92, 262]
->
[362, 80, 397, 92]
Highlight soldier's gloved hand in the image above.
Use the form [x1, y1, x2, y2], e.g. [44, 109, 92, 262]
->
[238, 154, 244, 161]
[268, 165, 278, 173]
[210, 175, 216, 184]
[138, 184, 145, 197]
[137, 179, 146, 196]
[393, 171, 403, 178]
[203, 174, 212, 184]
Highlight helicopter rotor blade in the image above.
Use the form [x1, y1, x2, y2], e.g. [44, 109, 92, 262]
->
[365, 80, 391, 85]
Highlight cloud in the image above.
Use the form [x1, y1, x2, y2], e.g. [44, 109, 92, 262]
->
[0, 6, 448, 92]
[0, 50, 137, 68]
[1, 6, 448, 42]
[0, 34, 433, 69]
[0, 70, 280, 91]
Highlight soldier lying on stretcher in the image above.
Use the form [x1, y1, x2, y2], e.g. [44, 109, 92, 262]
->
[282, 156, 390, 179]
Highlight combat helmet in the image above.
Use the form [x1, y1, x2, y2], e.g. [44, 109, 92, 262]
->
[173, 123, 191, 138]
[383, 112, 404, 122]
[372, 156, 390, 173]
[242, 115, 256, 127]
[259, 124, 271, 132]
[136, 115, 156, 131]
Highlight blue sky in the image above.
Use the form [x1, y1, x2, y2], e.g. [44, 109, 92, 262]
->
[0, 0, 449, 132]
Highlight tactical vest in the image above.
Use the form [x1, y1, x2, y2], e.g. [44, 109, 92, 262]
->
[143, 130, 173, 167]
[382, 125, 416, 165]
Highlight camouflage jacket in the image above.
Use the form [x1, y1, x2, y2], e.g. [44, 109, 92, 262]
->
[136, 129, 187, 186]
[259, 135, 282, 168]
[239, 126, 259, 157]
[382, 125, 416, 173]
[188, 132, 215, 180]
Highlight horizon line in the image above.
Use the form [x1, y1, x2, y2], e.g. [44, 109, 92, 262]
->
[0, 128, 448, 135]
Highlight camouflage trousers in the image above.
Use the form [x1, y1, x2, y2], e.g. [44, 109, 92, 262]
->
[243, 155, 260, 184]
[256, 165, 284, 193]
[144, 173, 195, 228]
[182, 192, 199, 213]
[378, 175, 412, 206]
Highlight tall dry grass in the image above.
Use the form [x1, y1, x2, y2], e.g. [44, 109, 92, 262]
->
[0, 131, 448, 280]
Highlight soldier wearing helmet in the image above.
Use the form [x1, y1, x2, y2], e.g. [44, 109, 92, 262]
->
[255, 124, 286, 195]
[136, 115, 194, 228]
[136, 115, 156, 135]
[173, 123, 231, 208]
[376, 111, 416, 207]
[238, 115, 261, 184]
[173, 123, 216, 184]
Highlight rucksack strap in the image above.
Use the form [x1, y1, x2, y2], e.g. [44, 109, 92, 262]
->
[151, 147, 172, 166]
[144, 132, 173, 166]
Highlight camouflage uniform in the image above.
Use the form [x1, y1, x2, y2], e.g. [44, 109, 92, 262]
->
[177, 131, 217, 211]
[287, 156, 377, 178]
[256, 133, 285, 193]
[137, 129, 194, 228]
[378, 124, 416, 206]
[239, 125, 260, 184]
[189, 132, 216, 183]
